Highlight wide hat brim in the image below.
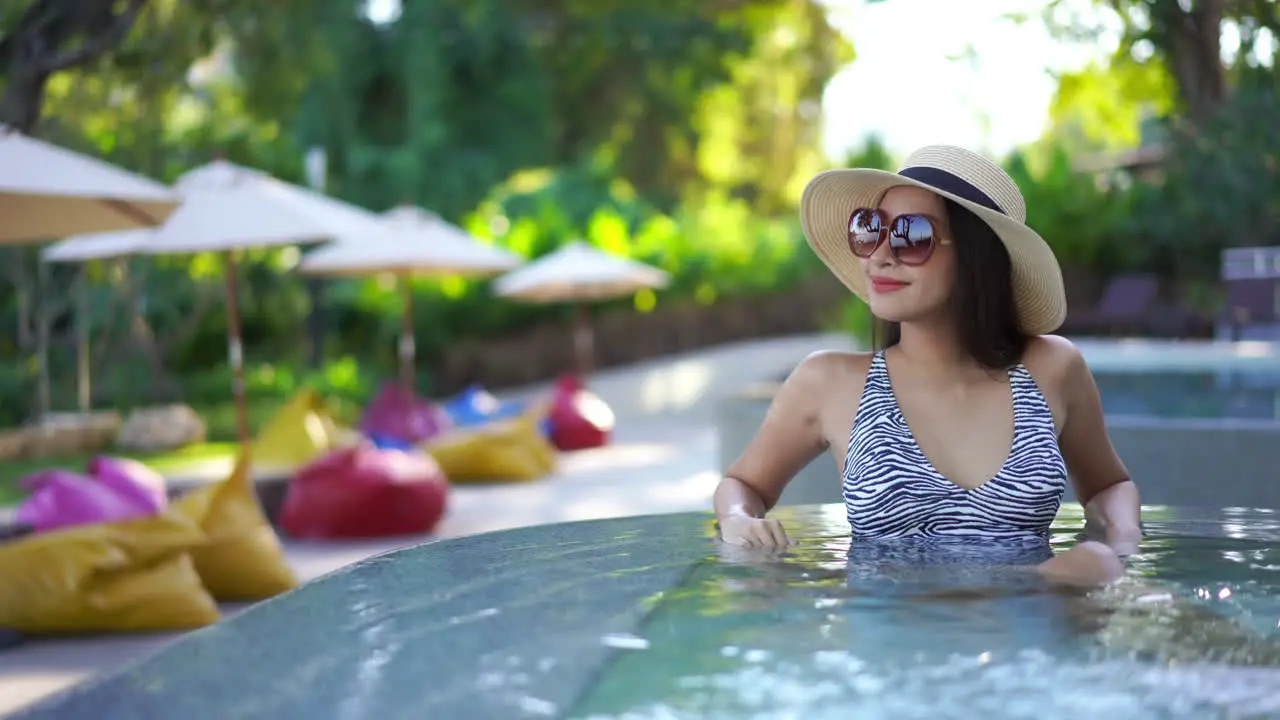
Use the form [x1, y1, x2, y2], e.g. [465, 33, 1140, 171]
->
[799, 168, 1067, 336]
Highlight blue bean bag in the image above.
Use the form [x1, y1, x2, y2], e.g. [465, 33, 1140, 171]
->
[444, 385, 526, 428]
[367, 433, 416, 451]
[0, 628, 23, 650]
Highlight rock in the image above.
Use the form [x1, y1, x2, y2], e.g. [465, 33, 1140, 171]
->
[116, 405, 207, 453]
[0, 412, 123, 461]
[0, 428, 31, 461]
[25, 412, 122, 458]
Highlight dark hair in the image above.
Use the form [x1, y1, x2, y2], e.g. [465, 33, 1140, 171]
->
[874, 197, 1029, 370]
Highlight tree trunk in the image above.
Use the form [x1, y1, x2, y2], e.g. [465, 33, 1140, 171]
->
[1150, 0, 1227, 125]
[0, 69, 51, 134]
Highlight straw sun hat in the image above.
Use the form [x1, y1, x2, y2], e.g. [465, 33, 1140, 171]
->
[799, 145, 1066, 335]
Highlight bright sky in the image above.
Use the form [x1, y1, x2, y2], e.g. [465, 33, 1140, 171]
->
[818, 0, 1116, 160]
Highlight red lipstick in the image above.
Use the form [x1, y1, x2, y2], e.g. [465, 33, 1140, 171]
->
[870, 276, 908, 293]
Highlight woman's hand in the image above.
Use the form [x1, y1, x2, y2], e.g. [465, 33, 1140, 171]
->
[718, 512, 795, 548]
[1104, 524, 1143, 557]
[1036, 540, 1125, 587]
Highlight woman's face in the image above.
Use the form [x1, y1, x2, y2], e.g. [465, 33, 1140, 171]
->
[859, 185, 956, 324]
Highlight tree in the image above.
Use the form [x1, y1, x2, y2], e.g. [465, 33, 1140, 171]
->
[1041, 0, 1279, 125]
[0, 0, 856, 421]
[1, 0, 341, 137]
[0, 0, 148, 133]
[290, 0, 851, 220]
[1044, 54, 1177, 153]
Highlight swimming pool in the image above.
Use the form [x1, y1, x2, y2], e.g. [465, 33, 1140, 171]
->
[1095, 370, 1280, 420]
[10, 504, 1280, 719]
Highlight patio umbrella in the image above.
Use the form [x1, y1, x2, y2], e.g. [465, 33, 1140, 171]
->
[58, 159, 383, 445]
[297, 205, 523, 387]
[493, 241, 669, 374]
[42, 231, 153, 413]
[0, 125, 179, 243]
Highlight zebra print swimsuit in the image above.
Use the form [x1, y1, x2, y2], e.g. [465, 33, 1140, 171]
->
[842, 351, 1067, 541]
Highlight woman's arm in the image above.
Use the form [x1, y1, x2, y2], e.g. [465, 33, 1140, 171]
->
[1056, 345, 1142, 554]
[715, 351, 839, 519]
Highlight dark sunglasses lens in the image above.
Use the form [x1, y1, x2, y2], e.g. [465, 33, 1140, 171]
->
[890, 214, 936, 264]
[848, 208, 882, 258]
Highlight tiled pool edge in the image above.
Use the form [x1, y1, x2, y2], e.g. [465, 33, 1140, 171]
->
[717, 383, 1280, 509]
[7, 513, 715, 720]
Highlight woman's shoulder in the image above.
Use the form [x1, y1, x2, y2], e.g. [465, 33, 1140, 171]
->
[783, 350, 875, 438]
[779, 349, 876, 408]
[1020, 334, 1091, 395]
[791, 349, 877, 385]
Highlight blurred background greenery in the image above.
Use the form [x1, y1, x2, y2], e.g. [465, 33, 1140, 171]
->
[1, 0, 1277, 439]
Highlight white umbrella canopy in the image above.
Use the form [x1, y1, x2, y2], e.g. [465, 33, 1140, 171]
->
[131, 158, 381, 254]
[41, 228, 150, 263]
[298, 205, 524, 388]
[297, 205, 523, 277]
[0, 125, 179, 243]
[49, 158, 385, 444]
[493, 240, 669, 302]
[494, 241, 670, 375]
[55, 158, 384, 255]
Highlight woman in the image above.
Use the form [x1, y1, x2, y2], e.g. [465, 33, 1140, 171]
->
[714, 145, 1142, 585]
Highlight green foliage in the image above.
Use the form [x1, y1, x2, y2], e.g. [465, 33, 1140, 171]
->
[842, 134, 896, 171]
[1040, 0, 1278, 123]
[0, 0, 855, 423]
[1125, 69, 1280, 282]
[828, 296, 874, 348]
[1047, 54, 1177, 152]
[4, 0, 1279, 427]
[1003, 143, 1142, 274]
[285, 0, 851, 221]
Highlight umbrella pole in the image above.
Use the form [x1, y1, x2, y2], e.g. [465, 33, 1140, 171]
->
[399, 274, 415, 390]
[222, 250, 251, 447]
[76, 265, 91, 413]
[35, 259, 51, 419]
[573, 302, 594, 377]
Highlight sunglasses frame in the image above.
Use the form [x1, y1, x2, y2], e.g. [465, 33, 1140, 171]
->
[847, 208, 952, 266]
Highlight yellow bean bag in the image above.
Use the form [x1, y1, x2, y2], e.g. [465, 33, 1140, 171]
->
[0, 510, 220, 634]
[172, 451, 298, 601]
[252, 388, 354, 472]
[421, 405, 557, 483]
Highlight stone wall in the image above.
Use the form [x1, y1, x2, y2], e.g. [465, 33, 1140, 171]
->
[717, 384, 1280, 509]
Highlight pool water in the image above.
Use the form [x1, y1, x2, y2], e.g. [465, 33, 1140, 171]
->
[12, 504, 1280, 720]
[569, 506, 1280, 719]
[1095, 370, 1280, 420]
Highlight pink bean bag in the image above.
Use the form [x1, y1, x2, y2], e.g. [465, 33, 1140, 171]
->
[86, 456, 168, 513]
[280, 443, 449, 539]
[15, 469, 155, 533]
[359, 382, 452, 445]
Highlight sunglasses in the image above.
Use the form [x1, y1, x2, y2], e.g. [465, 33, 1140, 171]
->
[848, 208, 952, 266]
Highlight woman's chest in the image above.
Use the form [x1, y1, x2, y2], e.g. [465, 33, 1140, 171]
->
[895, 383, 1018, 490]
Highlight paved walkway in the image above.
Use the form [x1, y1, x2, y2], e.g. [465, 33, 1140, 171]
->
[0, 332, 853, 717]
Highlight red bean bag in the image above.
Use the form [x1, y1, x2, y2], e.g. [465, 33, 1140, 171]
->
[359, 382, 452, 445]
[548, 374, 615, 451]
[280, 444, 449, 539]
